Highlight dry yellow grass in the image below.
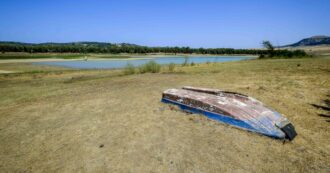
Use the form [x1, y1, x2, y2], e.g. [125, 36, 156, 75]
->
[0, 57, 329, 172]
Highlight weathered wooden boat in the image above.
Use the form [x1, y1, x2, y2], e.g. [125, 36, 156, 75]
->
[161, 86, 297, 140]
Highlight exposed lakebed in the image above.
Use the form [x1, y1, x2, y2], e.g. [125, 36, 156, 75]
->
[34, 56, 254, 69]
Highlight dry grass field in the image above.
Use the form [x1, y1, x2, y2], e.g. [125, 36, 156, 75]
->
[0, 57, 329, 172]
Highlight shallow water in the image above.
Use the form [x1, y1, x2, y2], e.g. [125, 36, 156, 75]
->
[35, 56, 254, 69]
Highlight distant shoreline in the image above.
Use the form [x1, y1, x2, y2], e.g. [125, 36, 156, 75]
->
[0, 53, 257, 63]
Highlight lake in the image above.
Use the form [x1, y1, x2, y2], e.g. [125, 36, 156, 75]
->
[35, 56, 254, 69]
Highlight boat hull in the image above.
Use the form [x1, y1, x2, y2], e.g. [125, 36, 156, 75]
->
[161, 87, 297, 140]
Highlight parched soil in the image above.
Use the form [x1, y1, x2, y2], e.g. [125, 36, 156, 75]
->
[0, 58, 329, 172]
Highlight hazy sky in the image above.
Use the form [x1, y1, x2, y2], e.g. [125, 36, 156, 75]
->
[0, 0, 329, 48]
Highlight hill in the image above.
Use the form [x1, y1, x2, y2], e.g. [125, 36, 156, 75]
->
[283, 36, 330, 47]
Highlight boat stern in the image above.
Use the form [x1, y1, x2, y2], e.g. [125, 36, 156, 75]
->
[275, 119, 297, 141]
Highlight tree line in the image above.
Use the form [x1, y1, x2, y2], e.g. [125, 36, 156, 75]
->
[0, 41, 307, 58]
[0, 42, 264, 54]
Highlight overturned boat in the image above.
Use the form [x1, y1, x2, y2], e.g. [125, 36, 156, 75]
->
[161, 86, 297, 140]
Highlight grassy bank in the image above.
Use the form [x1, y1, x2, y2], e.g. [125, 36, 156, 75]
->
[0, 57, 329, 172]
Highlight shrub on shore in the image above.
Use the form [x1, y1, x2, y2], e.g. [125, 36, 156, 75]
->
[123, 63, 135, 75]
[139, 60, 161, 73]
[168, 63, 175, 72]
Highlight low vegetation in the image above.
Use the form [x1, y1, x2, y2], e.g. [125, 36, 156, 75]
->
[168, 63, 175, 72]
[123, 63, 135, 75]
[139, 60, 161, 73]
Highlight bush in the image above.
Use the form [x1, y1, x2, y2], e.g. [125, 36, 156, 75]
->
[168, 63, 175, 72]
[259, 49, 308, 59]
[123, 63, 135, 75]
[190, 62, 195, 66]
[139, 60, 161, 73]
[182, 57, 189, 66]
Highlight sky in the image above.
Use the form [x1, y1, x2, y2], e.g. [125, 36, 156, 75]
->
[0, 0, 329, 48]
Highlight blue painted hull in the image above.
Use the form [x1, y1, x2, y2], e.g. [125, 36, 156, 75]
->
[162, 98, 285, 139]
